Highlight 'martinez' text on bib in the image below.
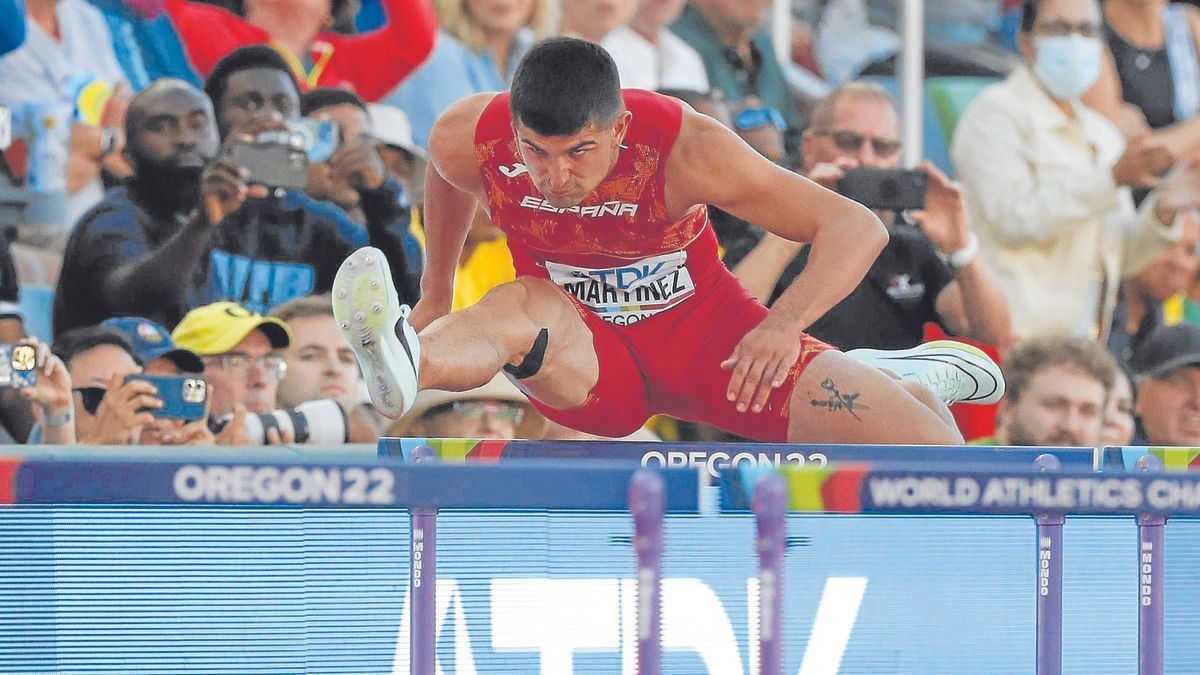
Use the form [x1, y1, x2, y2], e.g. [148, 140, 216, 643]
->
[546, 251, 696, 325]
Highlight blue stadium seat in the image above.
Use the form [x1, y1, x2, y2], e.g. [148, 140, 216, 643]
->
[19, 285, 54, 342]
[926, 76, 1000, 145]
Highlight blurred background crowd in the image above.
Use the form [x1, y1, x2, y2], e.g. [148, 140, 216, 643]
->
[0, 0, 1199, 452]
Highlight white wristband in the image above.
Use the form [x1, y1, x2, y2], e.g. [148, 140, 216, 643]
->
[43, 405, 74, 429]
[946, 232, 979, 269]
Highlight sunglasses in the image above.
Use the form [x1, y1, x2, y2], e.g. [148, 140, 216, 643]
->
[734, 107, 787, 133]
[810, 129, 901, 158]
[72, 387, 106, 415]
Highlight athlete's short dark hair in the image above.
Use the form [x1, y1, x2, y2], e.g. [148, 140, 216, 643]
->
[204, 45, 299, 112]
[510, 37, 623, 136]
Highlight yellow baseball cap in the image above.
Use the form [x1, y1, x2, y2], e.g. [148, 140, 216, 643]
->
[171, 301, 293, 356]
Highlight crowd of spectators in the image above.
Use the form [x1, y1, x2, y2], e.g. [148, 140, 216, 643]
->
[0, 0, 1198, 451]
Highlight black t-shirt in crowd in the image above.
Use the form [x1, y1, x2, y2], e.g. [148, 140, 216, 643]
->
[0, 229, 20, 319]
[54, 186, 367, 334]
[773, 221, 955, 351]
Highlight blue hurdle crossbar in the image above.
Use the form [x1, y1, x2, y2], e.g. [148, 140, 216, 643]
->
[0, 456, 700, 511]
[378, 438, 1101, 473]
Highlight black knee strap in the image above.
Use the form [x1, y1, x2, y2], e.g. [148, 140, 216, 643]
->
[504, 328, 549, 380]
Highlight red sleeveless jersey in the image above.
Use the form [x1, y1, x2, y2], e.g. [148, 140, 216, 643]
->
[474, 90, 721, 326]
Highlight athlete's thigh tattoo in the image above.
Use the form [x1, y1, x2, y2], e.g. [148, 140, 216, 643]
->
[808, 377, 869, 422]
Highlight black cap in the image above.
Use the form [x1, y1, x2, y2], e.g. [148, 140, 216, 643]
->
[1130, 324, 1200, 378]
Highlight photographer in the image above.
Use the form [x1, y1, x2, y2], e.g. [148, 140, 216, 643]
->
[16, 337, 75, 445]
[171, 301, 294, 445]
[270, 293, 382, 443]
[52, 326, 160, 445]
[301, 88, 420, 305]
[54, 78, 218, 333]
[54, 47, 415, 333]
[102, 316, 215, 446]
[739, 82, 1013, 353]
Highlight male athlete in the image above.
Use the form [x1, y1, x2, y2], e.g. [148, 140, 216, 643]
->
[333, 37, 1003, 444]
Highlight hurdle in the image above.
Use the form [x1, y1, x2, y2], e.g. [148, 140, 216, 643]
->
[0, 455, 699, 675]
[381, 439, 1100, 673]
[378, 437, 1101, 474]
[723, 459, 1200, 675]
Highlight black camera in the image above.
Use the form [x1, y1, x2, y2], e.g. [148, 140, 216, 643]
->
[837, 168, 928, 211]
[229, 129, 310, 190]
[211, 399, 348, 444]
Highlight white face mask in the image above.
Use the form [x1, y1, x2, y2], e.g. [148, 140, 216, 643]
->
[1033, 34, 1103, 101]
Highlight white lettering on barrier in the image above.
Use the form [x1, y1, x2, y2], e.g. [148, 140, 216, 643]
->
[866, 475, 1174, 511]
[490, 578, 620, 674]
[395, 576, 866, 674]
[866, 477, 980, 508]
[1141, 542, 1154, 607]
[412, 540, 424, 589]
[639, 450, 825, 478]
[978, 477, 1143, 510]
[796, 577, 868, 675]
[1147, 478, 1200, 510]
[392, 578, 479, 675]
[173, 464, 396, 505]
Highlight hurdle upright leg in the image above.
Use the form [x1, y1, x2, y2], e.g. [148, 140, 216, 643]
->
[629, 469, 665, 675]
[1136, 454, 1166, 675]
[410, 445, 438, 675]
[1033, 454, 1063, 675]
[754, 472, 788, 675]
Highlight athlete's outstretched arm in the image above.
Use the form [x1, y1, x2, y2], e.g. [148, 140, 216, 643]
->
[666, 109, 888, 413]
[413, 94, 492, 330]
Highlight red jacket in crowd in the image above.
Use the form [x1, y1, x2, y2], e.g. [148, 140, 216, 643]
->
[166, 0, 437, 101]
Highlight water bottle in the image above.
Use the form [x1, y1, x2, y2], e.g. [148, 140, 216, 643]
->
[25, 100, 71, 195]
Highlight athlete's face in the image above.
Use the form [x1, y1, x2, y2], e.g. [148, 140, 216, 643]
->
[513, 112, 632, 208]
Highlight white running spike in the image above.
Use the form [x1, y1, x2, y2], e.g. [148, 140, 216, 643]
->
[331, 246, 421, 419]
[847, 340, 1005, 406]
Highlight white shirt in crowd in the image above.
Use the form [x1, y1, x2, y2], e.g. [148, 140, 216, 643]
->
[0, 0, 127, 232]
[602, 27, 710, 93]
[951, 65, 1181, 341]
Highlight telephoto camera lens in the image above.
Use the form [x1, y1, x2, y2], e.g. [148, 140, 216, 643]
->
[211, 399, 349, 444]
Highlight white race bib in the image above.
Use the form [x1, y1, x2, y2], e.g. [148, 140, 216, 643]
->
[545, 251, 696, 326]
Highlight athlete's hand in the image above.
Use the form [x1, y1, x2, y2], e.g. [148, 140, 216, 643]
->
[721, 314, 800, 414]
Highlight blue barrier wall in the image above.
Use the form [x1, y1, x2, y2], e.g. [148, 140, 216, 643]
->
[2, 445, 1198, 673]
[2, 505, 1199, 672]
